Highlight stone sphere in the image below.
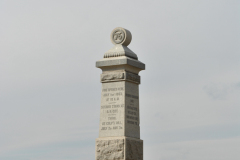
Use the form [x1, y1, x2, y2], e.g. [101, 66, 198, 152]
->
[110, 27, 132, 46]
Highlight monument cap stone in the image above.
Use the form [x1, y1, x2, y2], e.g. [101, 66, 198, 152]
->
[102, 27, 138, 60]
[98, 27, 145, 72]
[110, 27, 132, 46]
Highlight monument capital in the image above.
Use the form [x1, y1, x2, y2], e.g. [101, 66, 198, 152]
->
[100, 27, 138, 60]
[97, 27, 145, 75]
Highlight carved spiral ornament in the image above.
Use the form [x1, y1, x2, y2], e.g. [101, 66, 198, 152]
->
[112, 29, 125, 44]
[110, 27, 132, 46]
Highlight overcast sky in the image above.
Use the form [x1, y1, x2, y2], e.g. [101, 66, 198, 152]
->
[0, 0, 240, 160]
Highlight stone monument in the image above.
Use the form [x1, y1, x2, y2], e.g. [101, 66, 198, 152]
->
[95, 27, 145, 160]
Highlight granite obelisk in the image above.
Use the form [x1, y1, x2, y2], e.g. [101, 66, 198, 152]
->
[95, 27, 145, 160]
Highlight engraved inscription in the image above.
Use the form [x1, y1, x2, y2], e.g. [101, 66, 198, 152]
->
[100, 104, 124, 131]
[126, 94, 139, 126]
[100, 84, 124, 134]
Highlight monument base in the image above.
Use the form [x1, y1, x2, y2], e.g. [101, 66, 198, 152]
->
[96, 136, 143, 160]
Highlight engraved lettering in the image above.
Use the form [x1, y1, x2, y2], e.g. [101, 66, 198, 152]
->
[106, 109, 118, 113]
[126, 94, 139, 99]
[127, 120, 135, 124]
[126, 115, 138, 121]
[108, 117, 116, 120]
[127, 106, 138, 111]
[113, 126, 118, 129]
[101, 105, 111, 109]
[101, 127, 107, 130]
[128, 111, 136, 115]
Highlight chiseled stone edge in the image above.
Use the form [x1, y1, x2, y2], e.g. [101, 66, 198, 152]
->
[104, 51, 138, 60]
[101, 71, 140, 84]
[96, 57, 145, 70]
[103, 45, 138, 60]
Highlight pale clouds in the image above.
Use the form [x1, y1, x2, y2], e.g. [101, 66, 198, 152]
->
[146, 137, 240, 160]
[203, 82, 240, 100]
[0, 0, 239, 159]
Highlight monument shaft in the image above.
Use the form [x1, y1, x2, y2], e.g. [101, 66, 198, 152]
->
[96, 28, 145, 160]
[100, 76, 140, 138]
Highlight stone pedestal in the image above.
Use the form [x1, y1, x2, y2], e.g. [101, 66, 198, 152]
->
[96, 137, 143, 160]
[96, 27, 145, 160]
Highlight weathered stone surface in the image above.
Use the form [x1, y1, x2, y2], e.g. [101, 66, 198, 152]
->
[101, 72, 124, 81]
[126, 139, 143, 160]
[101, 71, 140, 84]
[96, 139, 124, 160]
[96, 137, 143, 160]
[125, 72, 140, 84]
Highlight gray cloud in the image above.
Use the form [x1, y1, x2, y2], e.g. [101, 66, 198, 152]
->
[0, 0, 239, 159]
[203, 82, 240, 100]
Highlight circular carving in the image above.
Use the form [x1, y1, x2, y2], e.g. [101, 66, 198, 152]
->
[110, 27, 132, 46]
[112, 29, 125, 44]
